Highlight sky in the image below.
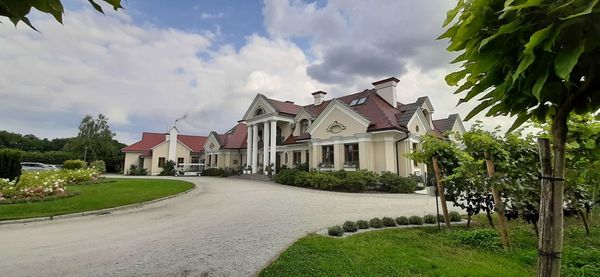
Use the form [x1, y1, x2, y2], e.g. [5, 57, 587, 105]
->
[0, 0, 514, 144]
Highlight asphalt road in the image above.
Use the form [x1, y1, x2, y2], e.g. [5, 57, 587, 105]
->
[0, 176, 456, 277]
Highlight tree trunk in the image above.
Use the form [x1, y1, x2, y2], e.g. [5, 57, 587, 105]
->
[579, 210, 590, 237]
[467, 214, 472, 229]
[432, 157, 451, 228]
[486, 209, 495, 228]
[533, 221, 539, 238]
[484, 156, 511, 250]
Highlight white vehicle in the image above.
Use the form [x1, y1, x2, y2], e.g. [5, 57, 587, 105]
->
[175, 163, 205, 176]
[21, 162, 51, 171]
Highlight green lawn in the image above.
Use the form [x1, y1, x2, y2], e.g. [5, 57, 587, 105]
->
[261, 213, 599, 277]
[0, 178, 194, 220]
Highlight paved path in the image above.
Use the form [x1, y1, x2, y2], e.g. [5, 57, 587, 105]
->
[0, 176, 457, 277]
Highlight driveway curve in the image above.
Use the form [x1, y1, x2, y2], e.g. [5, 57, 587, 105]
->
[0, 176, 457, 277]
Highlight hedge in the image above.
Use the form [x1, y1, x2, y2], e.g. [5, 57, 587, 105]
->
[274, 168, 416, 193]
[63, 159, 87, 170]
[0, 148, 22, 180]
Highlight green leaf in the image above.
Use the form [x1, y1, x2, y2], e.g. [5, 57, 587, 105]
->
[88, 0, 104, 14]
[561, 0, 599, 20]
[512, 25, 554, 81]
[437, 25, 458, 40]
[502, 0, 543, 12]
[507, 113, 532, 133]
[479, 19, 523, 51]
[443, 0, 464, 27]
[101, 0, 123, 10]
[554, 40, 585, 80]
[445, 70, 468, 86]
[532, 69, 548, 100]
[512, 52, 535, 81]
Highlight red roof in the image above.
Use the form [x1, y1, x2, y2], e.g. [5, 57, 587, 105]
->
[121, 132, 165, 152]
[121, 132, 207, 153]
[219, 123, 248, 149]
[267, 98, 302, 116]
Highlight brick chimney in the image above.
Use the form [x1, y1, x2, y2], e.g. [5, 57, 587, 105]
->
[311, 91, 327, 106]
[372, 77, 399, 108]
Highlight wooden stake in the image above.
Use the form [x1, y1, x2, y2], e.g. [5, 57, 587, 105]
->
[432, 157, 451, 228]
[485, 156, 511, 250]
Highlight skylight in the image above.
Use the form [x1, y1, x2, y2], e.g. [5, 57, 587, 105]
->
[350, 97, 367, 106]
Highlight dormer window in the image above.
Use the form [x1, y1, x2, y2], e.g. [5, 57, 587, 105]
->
[299, 119, 310, 134]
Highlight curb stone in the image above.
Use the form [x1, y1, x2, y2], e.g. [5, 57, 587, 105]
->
[0, 185, 196, 226]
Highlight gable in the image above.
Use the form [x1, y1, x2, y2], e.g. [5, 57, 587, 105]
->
[407, 108, 432, 136]
[309, 100, 370, 139]
[241, 94, 277, 120]
[204, 132, 222, 153]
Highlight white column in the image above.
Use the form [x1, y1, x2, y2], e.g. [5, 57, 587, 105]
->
[270, 120, 277, 174]
[263, 121, 269, 174]
[246, 124, 253, 170]
[252, 124, 259, 173]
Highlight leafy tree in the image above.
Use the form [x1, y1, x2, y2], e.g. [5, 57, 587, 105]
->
[441, 1, 600, 275]
[0, 0, 122, 30]
[65, 114, 116, 163]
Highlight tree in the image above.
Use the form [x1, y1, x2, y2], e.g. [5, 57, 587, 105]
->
[441, 1, 600, 275]
[66, 114, 116, 163]
[0, 0, 122, 30]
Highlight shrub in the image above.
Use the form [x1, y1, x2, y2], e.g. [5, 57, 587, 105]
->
[409, 215, 423, 225]
[328, 225, 344, 236]
[127, 164, 147, 176]
[1, 169, 99, 201]
[379, 171, 417, 193]
[0, 148, 21, 181]
[342, 221, 358, 232]
[306, 172, 341, 190]
[438, 214, 446, 223]
[423, 214, 437, 224]
[63, 159, 87, 170]
[89, 160, 106, 173]
[382, 217, 396, 227]
[339, 170, 378, 192]
[294, 162, 309, 172]
[275, 169, 300, 185]
[369, 217, 384, 228]
[159, 160, 177, 176]
[396, 216, 409, 225]
[449, 211, 462, 222]
[202, 167, 226, 176]
[356, 220, 369, 229]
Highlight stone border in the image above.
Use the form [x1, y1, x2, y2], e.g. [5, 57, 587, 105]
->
[0, 184, 196, 226]
[316, 221, 467, 238]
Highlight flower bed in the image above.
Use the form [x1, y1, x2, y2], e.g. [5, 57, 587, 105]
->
[0, 169, 99, 204]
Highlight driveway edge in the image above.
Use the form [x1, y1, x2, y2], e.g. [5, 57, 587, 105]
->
[0, 184, 196, 226]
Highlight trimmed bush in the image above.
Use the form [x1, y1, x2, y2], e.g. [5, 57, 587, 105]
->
[396, 216, 409, 225]
[202, 168, 226, 176]
[63, 159, 86, 170]
[356, 220, 369, 229]
[328, 225, 344, 236]
[423, 214, 437, 224]
[19, 150, 78, 166]
[339, 170, 378, 192]
[369, 217, 384, 228]
[379, 171, 417, 193]
[438, 214, 446, 223]
[382, 217, 396, 227]
[159, 160, 176, 176]
[409, 215, 424, 225]
[342, 221, 358, 233]
[89, 160, 106, 173]
[0, 148, 21, 181]
[449, 211, 462, 222]
[306, 172, 341, 190]
[275, 168, 300, 185]
[127, 164, 147, 176]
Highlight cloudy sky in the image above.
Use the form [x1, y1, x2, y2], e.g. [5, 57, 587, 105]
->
[0, 0, 512, 144]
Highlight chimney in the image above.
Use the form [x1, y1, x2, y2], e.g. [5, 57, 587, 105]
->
[372, 77, 399, 108]
[168, 126, 178, 162]
[311, 91, 327, 106]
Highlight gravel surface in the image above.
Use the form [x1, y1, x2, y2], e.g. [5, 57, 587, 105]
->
[0, 176, 458, 277]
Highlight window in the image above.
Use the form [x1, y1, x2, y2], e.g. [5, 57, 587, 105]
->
[415, 125, 420, 132]
[299, 119, 310, 134]
[293, 151, 302, 164]
[322, 145, 334, 166]
[412, 143, 419, 167]
[158, 157, 166, 167]
[177, 157, 184, 165]
[214, 155, 218, 166]
[344, 144, 359, 167]
[191, 156, 200, 164]
[350, 97, 367, 106]
[305, 150, 310, 164]
[255, 107, 265, 116]
[233, 159, 239, 165]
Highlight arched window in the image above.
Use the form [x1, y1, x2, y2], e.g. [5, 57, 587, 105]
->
[299, 119, 310, 134]
[422, 109, 430, 124]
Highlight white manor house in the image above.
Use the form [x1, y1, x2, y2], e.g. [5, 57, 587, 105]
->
[122, 77, 465, 176]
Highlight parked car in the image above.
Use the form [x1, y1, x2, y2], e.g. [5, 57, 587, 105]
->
[45, 164, 62, 170]
[21, 162, 51, 171]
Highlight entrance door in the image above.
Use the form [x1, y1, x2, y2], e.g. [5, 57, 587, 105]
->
[276, 153, 281, 172]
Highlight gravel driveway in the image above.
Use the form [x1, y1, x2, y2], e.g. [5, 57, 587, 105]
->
[0, 176, 457, 277]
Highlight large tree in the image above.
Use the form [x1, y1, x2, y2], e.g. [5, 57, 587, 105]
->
[441, 1, 599, 276]
[66, 114, 116, 163]
[0, 0, 122, 30]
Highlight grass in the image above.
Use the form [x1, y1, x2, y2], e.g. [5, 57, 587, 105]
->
[0, 178, 194, 220]
[261, 211, 600, 277]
